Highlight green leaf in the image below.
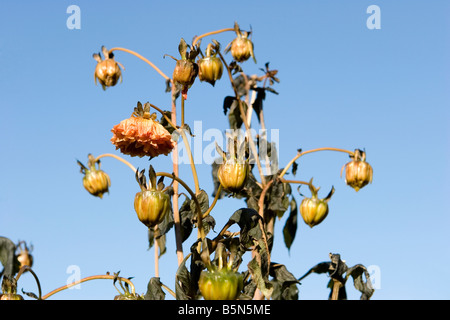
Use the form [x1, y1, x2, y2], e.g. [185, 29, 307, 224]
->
[282, 197, 298, 251]
[144, 277, 166, 300]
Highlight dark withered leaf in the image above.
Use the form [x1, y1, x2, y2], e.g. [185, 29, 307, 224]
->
[282, 197, 298, 251]
[0, 237, 20, 279]
[223, 96, 236, 115]
[179, 197, 195, 242]
[292, 161, 298, 176]
[345, 264, 374, 300]
[228, 208, 263, 242]
[265, 87, 279, 95]
[270, 263, 299, 300]
[298, 262, 331, 282]
[21, 288, 38, 300]
[190, 189, 210, 216]
[175, 254, 193, 300]
[211, 159, 226, 200]
[144, 277, 165, 300]
[248, 254, 273, 299]
[225, 99, 248, 130]
[252, 87, 266, 123]
[159, 110, 175, 134]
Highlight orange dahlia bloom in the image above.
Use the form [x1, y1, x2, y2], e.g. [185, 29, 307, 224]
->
[111, 102, 176, 158]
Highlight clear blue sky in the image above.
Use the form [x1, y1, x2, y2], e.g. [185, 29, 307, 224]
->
[1, 0, 449, 300]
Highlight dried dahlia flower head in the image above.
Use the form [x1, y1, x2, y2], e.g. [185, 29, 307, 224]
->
[111, 102, 176, 158]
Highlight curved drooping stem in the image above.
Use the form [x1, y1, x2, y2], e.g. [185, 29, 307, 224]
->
[202, 184, 222, 219]
[41, 274, 136, 300]
[108, 47, 170, 81]
[15, 266, 42, 300]
[192, 27, 235, 48]
[279, 147, 355, 179]
[95, 153, 137, 173]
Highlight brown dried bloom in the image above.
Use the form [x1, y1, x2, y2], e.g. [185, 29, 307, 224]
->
[111, 102, 176, 158]
[93, 46, 124, 90]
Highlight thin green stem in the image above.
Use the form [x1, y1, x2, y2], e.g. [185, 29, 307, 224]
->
[41, 275, 136, 300]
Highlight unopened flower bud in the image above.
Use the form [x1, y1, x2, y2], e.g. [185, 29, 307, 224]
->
[225, 22, 256, 63]
[134, 166, 171, 228]
[198, 43, 223, 86]
[341, 149, 373, 192]
[77, 154, 111, 198]
[299, 180, 334, 228]
[93, 46, 123, 90]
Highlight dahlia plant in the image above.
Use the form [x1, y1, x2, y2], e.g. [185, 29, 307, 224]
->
[0, 22, 375, 301]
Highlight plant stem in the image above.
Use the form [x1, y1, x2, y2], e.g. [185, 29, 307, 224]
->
[108, 47, 170, 80]
[41, 275, 136, 300]
[279, 147, 355, 179]
[181, 94, 185, 127]
[218, 51, 267, 186]
[179, 128, 201, 195]
[156, 172, 204, 243]
[161, 282, 176, 299]
[192, 27, 235, 47]
[331, 279, 342, 300]
[154, 225, 159, 277]
[202, 184, 222, 219]
[279, 178, 311, 186]
[15, 266, 42, 300]
[95, 153, 137, 173]
[171, 85, 184, 266]
[148, 103, 178, 130]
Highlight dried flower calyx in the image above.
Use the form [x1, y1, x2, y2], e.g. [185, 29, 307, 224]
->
[77, 154, 111, 199]
[225, 22, 256, 63]
[134, 166, 171, 228]
[216, 137, 249, 194]
[341, 149, 373, 192]
[169, 38, 200, 100]
[299, 179, 335, 228]
[93, 46, 124, 90]
[198, 41, 223, 87]
[111, 102, 176, 158]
